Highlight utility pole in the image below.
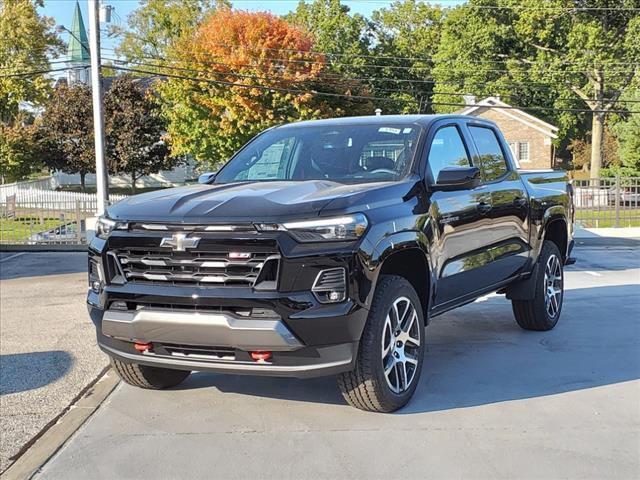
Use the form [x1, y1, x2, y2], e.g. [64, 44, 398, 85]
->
[87, 0, 108, 215]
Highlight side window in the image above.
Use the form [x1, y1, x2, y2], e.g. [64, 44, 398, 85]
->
[468, 126, 509, 182]
[427, 126, 471, 180]
[237, 137, 296, 180]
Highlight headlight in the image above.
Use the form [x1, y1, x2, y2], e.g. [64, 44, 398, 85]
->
[281, 213, 368, 242]
[95, 216, 127, 239]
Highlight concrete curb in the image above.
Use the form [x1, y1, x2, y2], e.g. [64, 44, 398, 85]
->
[1, 368, 119, 480]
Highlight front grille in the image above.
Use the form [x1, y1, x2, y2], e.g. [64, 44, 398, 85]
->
[113, 248, 279, 286]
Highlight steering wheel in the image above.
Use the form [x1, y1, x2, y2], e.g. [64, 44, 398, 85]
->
[369, 168, 397, 175]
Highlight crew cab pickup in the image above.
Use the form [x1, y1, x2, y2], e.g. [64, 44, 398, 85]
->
[88, 115, 574, 412]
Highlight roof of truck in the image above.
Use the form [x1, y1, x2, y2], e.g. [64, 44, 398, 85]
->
[276, 114, 496, 129]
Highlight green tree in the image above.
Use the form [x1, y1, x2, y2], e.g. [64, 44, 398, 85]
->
[159, 9, 371, 169]
[286, 0, 371, 74]
[609, 82, 640, 176]
[0, 0, 63, 123]
[432, 2, 529, 113]
[112, 0, 229, 61]
[40, 84, 95, 191]
[512, 0, 640, 179]
[0, 116, 48, 183]
[371, 0, 444, 113]
[105, 76, 178, 193]
[0, 0, 62, 181]
[431, 0, 640, 176]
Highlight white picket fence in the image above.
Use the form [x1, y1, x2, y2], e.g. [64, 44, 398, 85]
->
[3, 188, 128, 212]
[0, 177, 57, 200]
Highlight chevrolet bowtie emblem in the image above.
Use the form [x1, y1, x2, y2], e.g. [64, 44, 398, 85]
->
[160, 233, 201, 251]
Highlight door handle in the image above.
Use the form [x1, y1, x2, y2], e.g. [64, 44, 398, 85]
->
[476, 202, 492, 214]
[513, 197, 528, 208]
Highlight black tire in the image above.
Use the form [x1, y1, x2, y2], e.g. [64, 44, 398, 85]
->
[512, 240, 564, 331]
[337, 275, 426, 413]
[110, 357, 191, 389]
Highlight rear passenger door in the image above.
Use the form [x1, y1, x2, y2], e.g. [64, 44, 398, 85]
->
[425, 123, 495, 309]
[466, 123, 530, 285]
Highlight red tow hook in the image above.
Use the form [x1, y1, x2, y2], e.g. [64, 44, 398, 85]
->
[134, 342, 153, 353]
[250, 351, 272, 362]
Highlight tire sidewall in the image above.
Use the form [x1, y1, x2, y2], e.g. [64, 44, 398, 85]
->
[536, 241, 564, 327]
[366, 276, 426, 409]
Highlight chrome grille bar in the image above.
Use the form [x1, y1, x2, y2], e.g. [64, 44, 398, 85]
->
[113, 249, 279, 286]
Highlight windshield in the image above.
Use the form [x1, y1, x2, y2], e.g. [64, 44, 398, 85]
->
[214, 123, 422, 184]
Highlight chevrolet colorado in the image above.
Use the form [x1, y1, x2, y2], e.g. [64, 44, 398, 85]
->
[88, 115, 574, 412]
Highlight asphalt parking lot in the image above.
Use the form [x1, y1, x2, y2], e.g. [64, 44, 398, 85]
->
[10, 244, 634, 479]
[0, 252, 107, 472]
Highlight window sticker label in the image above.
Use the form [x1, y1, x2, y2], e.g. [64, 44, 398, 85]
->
[378, 127, 401, 135]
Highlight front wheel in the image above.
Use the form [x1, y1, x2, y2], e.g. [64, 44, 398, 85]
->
[337, 275, 425, 412]
[512, 240, 564, 331]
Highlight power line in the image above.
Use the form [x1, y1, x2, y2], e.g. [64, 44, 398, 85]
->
[107, 64, 640, 114]
[145, 45, 636, 77]
[103, 55, 640, 107]
[99, 51, 594, 91]
[0, 67, 71, 78]
[102, 56, 517, 100]
[104, 52, 640, 103]
[167, 40, 639, 70]
[100, 46, 639, 70]
[293, 1, 640, 12]
[100, 47, 637, 78]
[0, 60, 71, 71]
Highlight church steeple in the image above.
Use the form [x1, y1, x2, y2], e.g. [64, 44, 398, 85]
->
[67, 1, 90, 84]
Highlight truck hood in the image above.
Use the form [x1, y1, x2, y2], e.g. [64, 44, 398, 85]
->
[107, 179, 415, 223]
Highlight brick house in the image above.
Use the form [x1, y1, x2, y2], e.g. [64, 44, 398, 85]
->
[457, 96, 559, 169]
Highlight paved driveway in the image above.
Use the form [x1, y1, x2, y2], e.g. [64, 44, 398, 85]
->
[0, 252, 107, 473]
[32, 246, 640, 479]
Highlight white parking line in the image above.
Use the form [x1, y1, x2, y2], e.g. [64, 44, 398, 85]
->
[0, 252, 25, 263]
[583, 270, 603, 277]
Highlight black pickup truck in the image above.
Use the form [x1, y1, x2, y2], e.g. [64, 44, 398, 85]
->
[88, 115, 574, 412]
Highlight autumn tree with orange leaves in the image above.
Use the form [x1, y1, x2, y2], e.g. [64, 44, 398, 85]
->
[159, 8, 371, 168]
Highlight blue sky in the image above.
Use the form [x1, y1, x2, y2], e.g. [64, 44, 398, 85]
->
[40, 0, 459, 65]
[40, 0, 403, 49]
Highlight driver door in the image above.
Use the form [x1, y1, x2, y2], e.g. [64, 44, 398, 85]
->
[425, 123, 496, 310]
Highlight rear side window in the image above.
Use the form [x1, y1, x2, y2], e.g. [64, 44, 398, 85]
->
[427, 126, 471, 180]
[468, 126, 509, 182]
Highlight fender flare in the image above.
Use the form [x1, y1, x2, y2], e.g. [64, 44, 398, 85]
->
[366, 230, 434, 314]
[508, 206, 567, 301]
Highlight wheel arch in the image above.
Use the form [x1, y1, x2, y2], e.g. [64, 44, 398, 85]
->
[540, 208, 569, 261]
[370, 232, 432, 320]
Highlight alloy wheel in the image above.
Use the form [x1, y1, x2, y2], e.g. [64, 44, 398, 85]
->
[544, 254, 563, 318]
[381, 296, 421, 394]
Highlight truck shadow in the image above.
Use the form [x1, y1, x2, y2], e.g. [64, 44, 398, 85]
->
[181, 283, 640, 413]
[0, 252, 87, 280]
[0, 351, 73, 395]
[567, 244, 640, 272]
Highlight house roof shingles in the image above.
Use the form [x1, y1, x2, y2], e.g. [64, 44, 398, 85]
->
[456, 96, 559, 139]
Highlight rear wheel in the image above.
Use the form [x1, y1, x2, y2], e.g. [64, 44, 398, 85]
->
[110, 357, 191, 389]
[337, 275, 425, 412]
[512, 240, 564, 331]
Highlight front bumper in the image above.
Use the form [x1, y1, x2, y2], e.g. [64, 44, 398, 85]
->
[87, 227, 373, 378]
[89, 296, 365, 378]
[98, 330, 358, 379]
[102, 308, 303, 351]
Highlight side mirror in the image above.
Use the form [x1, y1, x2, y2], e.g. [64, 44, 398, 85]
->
[198, 172, 217, 184]
[435, 167, 481, 191]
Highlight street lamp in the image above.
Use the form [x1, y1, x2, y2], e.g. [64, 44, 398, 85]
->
[55, 24, 91, 57]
